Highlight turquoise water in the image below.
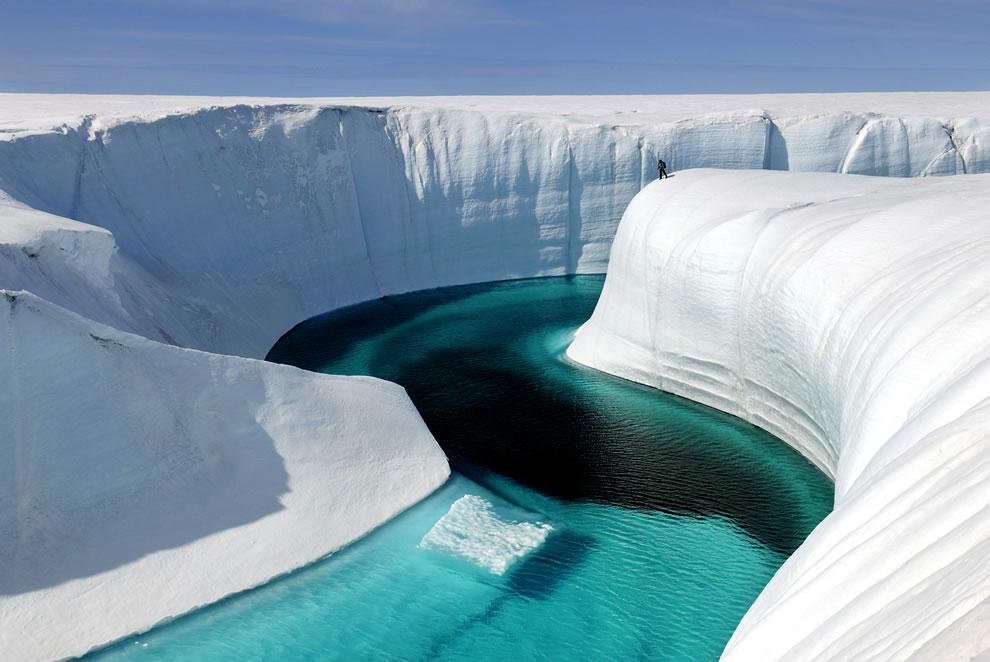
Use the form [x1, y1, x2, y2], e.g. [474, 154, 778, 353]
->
[88, 276, 832, 661]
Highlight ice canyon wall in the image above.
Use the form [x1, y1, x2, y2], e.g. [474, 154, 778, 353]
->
[568, 169, 990, 660]
[2, 95, 988, 359]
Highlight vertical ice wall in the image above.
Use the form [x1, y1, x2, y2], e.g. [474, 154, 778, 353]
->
[1, 102, 987, 357]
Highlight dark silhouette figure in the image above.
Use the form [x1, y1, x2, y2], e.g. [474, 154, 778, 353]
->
[658, 159, 668, 179]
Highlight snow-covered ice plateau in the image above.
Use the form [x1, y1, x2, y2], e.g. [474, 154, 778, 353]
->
[568, 169, 990, 660]
[1, 92, 989, 660]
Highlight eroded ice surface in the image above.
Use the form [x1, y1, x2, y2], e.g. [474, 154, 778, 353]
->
[568, 169, 990, 660]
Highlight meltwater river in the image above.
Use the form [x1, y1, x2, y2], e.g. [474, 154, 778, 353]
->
[89, 275, 832, 661]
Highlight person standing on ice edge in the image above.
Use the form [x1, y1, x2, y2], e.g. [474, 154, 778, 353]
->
[658, 158, 668, 179]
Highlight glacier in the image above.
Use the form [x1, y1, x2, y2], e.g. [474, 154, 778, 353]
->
[2, 93, 988, 359]
[568, 169, 990, 660]
[1, 92, 989, 660]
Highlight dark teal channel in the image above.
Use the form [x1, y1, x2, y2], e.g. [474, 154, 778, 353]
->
[267, 275, 831, 555]
[87, 275, 832, 661]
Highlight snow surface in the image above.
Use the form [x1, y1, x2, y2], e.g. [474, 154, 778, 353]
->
[568, 169, 990, 660]
[419, 495, 554, 575]
[0, 290, 449, 661]
[1, 93, 990, 660]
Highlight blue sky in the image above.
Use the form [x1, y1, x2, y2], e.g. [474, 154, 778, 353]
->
[3, 0, 989, 95]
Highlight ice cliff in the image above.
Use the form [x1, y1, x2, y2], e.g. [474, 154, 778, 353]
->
[1, 93, 988, 359]
[568, 169, 990, 660]
[1, 93, 989, 660]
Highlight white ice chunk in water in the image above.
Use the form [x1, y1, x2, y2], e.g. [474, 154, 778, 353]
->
[419, 495, 554, 575]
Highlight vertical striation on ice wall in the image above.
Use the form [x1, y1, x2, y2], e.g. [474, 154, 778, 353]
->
[1, 96, 988, 358]
[567, 169, 990, 661]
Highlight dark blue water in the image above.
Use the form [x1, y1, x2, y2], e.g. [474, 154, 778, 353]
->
[88, 275, 832, 661]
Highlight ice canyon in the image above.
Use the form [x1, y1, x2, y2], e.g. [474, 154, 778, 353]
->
[1, 92, 989, 660]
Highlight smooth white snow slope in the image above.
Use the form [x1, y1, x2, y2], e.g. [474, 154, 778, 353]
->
[0, 290, 449, 661]
[1, 93, 990, 660]
[568, 169, 990, 660]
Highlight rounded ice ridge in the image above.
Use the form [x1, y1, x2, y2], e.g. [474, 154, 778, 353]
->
[567, 169, 990, 660]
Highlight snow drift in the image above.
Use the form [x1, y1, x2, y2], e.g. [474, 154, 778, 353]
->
[568, 169, 990, 660]
[1, 93, 990, 660]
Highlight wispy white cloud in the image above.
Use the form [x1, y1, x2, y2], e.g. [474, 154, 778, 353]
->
[107, 0, 537, 28]
[104, 28, 431, 50]
[613, 0, 989, 40]
[744, 0, 985, 39]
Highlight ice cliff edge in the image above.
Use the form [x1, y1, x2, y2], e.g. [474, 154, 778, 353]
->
[1, 93, 988, 359]
[568, 169, 990, 660]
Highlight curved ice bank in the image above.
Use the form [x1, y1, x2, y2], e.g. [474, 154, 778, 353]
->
[567, 169, 990, 660]
[0, 290, 449, 661]
[1, 93, 989, 358]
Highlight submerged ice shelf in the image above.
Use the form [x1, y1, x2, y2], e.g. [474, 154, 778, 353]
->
[419, 495, 555, 576]
[0, 93, 989, 660]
